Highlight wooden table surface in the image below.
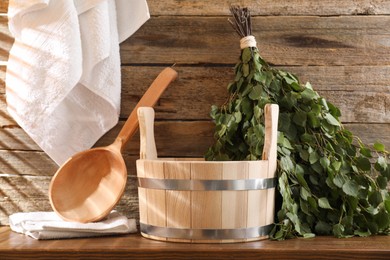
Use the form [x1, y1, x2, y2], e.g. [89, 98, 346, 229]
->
[0, 227, 389, 260]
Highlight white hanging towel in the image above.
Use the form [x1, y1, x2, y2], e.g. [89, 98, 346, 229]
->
[6, 0, 150, 165]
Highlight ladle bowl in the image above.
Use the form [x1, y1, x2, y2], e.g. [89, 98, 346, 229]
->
[49, 67, 178, 223]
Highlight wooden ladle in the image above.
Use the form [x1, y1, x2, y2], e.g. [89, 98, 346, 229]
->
[49, 67, 178, 223]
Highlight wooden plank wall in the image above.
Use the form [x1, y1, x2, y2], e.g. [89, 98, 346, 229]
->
[0, 0, 389, 225]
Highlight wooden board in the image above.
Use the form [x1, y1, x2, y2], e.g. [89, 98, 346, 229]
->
[147, 0, 390, 16]
[0, 65, 5, 90]
[1, 227, 390, 260]
[120, 16, 390, 66]
[2, 0, 390, 15]
[120, 66, 390, 122]
[1, 65, 388, 124]
[0, 2, 7, 13]
[0, 15, 12, 62]
[3, 16, 390, 66]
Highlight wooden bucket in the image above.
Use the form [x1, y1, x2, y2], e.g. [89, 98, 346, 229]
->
[136, 104, 279, 243]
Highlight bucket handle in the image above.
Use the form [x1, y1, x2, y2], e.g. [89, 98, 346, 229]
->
[262, 104, 279, 171]
[137, 104, 279, 162]
[138, 107, 158, 160]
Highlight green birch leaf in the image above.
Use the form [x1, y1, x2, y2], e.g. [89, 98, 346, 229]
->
[311, 103, 322, 114]
[384, 167, 390, 179]
[376, 176, 388, 190]
[300, 133, 313, 143]
[300, 187, 311, 201]
[332, 161, 342, 171]
[253, 106, 262, 120]
[254, 58, 262, 71]
[308, 197, 318, 212]
[278, 172, 289, 195]
[283, 75, 296, 85]
[234, 67, 242, 82]
[264, 71, 274, 86]
[360, 147, 372, 158]
[373, 142, 386, 152]
[241, 97, 252, 119]
[375, 156, 388, 172]
[318, 197, 333, 209]
[249, 84, 262, 100]
[333, 223, 345, 237]
[296, 171, 309, 189]
[241, 82, 252, 96]
[320, 157, 330, 169]
[327, 101, 342, 117]
[236, 77, 244, 91]
[324, 112, 340, 126]
[368, 191, 382, 207]
[311, 161, 323, 174]
[356, 156, 371, 171]
[227, 82, 235, 92]
[243, 63, 250, 77]
[234, 111, 242, 123]
[307, 112, 321, 128]
[326, 176, 337, 189]
[283, 73, 301, 92]
[347, 196, 358, 210]
[280, 156, 294, 172]
[309, 174, 319, 185]
[295, 163, 305, 175]
[309, 151, 320, 164]
[305, 82, 313, 89]
[242, 48, 252, 63]
[286, 212, 302, 234]
[299, 149, 309, 162]
[303, 233, 316, 238]
[254, 72, 266, 83]
[281, 136, 294, 150]
[341, 216, 353, 232]
[333, 173, 345, 188]
[384, 199, 390, 213]
[300, 198, 310, 215]
[290, 82, 301, 91]
[301, 88, 318, 102]
[285, 125, 297, 140]
[342, 180, 359, 197]
[320, 98, 329, 111]
[321, 121, 336, 136]
[270, 79, 281, 93]
[315, 221, 332, 235]
[293, 111, 307, 127]
[354, 230, 371, 237]
[367, 222, 379, 234]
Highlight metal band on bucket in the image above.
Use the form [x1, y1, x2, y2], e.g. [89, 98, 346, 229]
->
[138, 177, 277, 191]
[140, 223, 273, 240]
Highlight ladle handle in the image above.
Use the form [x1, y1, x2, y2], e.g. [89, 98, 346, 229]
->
[116, 67, 178, 151]
[138, 107, 158, 160]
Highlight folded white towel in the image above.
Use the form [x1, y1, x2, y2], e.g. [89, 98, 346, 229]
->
[6, 0, 149, 165]
[9, 211, 137, 240]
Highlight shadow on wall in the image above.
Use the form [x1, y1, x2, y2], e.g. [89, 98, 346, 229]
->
[0, 175, 53, 225]
[0, 52, 58, 225]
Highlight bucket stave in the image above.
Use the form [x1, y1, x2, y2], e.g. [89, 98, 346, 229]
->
[136, 104, 279, 243]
